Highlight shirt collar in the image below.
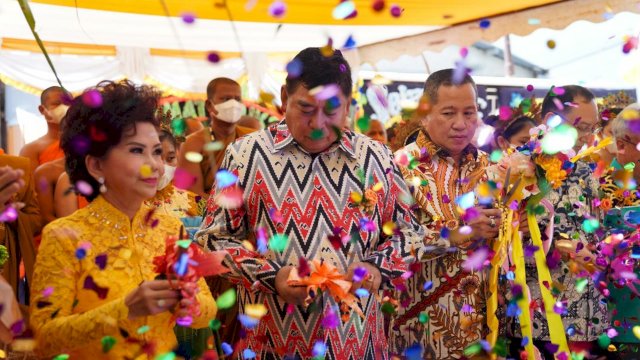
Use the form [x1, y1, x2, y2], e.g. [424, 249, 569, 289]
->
[416, 129, 478, 162]
[270, 119, 356, 159]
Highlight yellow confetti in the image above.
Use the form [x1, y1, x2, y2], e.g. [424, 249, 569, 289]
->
[621, 108, 640, 121]
[608, 344, 618, 352]
[241, 240, 255, 252]
[372, 182, 383, 192]
[139, 164, 152, 177]
[382, 221, 396, 235]
[633, 325, 640, 339]
[350, 191, 363, 203]
[245, 304, 268, 319]
[185, 151, 204, 163]
[204, 141, 224, 152]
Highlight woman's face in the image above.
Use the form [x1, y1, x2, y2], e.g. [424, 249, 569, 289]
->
[95, 122, 163, 204]
[498, 123, 534, 151]
[161, 138, 177, 167]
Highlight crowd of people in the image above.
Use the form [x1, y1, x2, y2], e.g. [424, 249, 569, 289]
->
[0, 46, 638, 360]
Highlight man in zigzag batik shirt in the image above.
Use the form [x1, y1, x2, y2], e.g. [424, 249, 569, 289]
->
[196, 47, 432, 359]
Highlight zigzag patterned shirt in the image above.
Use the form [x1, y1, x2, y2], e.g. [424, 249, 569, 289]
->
[196, 120, 426, 360]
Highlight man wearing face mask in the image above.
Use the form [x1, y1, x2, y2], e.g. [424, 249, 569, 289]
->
[20, 87, 70, 173]
[178, 78, 256, 199]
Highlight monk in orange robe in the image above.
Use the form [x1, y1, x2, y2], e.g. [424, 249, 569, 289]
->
[19, 86, 69, 172]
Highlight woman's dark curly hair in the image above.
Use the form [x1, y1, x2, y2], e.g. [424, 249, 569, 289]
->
[60, 80, 161, 201]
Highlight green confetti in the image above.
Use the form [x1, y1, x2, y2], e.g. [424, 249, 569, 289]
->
[356, 116, 371, 132]
[541, 124, 578, 154]
[624, 161, 636, 171]
[575, 278, 588, 293]
[171, 118, 187, 136]
[137, 325, 150, 335]
[155, 352, 176, 360]
[463, 342, 482, 357]
[490, 150, 503, 163]
[268, 234, 289, 252]
[101, 336, 116, 353]
[597, 333, 611, 349]
[53, 355, 70, 360]
[216, 288, 237, 310]
[582, 218, 600, 233]
[381, 302, 396, 315]
[418, 312, 429, 324]
[310, 128, 324, 140]
[176, 240, 192, 249]
[209, 319, 221, 331]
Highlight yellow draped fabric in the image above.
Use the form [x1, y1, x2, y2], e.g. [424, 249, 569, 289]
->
[31, 0, 559, 26]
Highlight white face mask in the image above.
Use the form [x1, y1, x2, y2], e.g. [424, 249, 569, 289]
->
[214, 99, 245, 124]
[45, 104, 69, 124]
[157, 164, 176, 190]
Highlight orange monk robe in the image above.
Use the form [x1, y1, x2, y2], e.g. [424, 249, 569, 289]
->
[0, 155, 43, 298]
[37, 140, 64, 165]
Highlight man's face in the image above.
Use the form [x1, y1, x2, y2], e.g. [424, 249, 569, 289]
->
[423, 83, 478, 157]
[366, 120, 387, 144]
[566, 97, 599, 151]
[39, 89, 65, 122]
[282, 84, 350, 154]
[616, 133, 640, 182]
[206, 83, 242, 119]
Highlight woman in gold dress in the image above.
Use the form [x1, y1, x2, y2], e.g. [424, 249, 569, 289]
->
[29, 80, 217, 359]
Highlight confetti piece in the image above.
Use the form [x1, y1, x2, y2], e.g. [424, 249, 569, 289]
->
[268, 233, 288, 252]
[139, 164, 152, 177]
[310, 128, 324, 140]
[455, 192, 475, 210]
[553, 301, 565, 315]
[353, 267, 368, 282]
[216, 288, 236, 309]
[221, 342, 233, 356]
[479, 19, 491, 29]
[297, 257, 311, 277]
[137, 325, 150, 334]
[343, 35, 357, 49]
[541, 124, 577, 154]
[215, 170, 238, 189]
[0, 206, 18, 222]
[53, 355, 69, 360]
[546, 114, 563, 128]
[582, 218, 600, 233]
[181, 12, 196, 24]
[209, 319, 221, 331]
[204, 141, 225, 152]
[312, 341, 327, 358]
[423, 281, 433, 291]
[185, 151, 203, 163]
[526, 84, 534, 92]
[389, 4, 402, 17]
[42, 286, 54, 297]
[101, 336, 116, 353]
[82, 89, 103, 108]
[355, 288, 370, 297]
[243, 348, 257, 359]
[268, 1, 286, 18]
[75, 180, 93, 196]
[286, 59, 303, 78]
[459, 225, 472, 235]
[546, 40, 556, 49]
[598, 333, 611, 348]
[215, 187, 244, 209]
[528, 18, 540, 25]
[309, 84, 340, 101]
[462, 247, 488, 271]
[464, 343, 482, 357]
[490, 150, 503, 163]
[206, 52, 220, 63]
[238, 314, 260, 329]
[333, 1, 356, 20]
[460, 47, 468, 58]
[419, 312, 429, 324]
[371, 0, 385, 12]
[499, 105, 513, 120]
[633, 325, 640, 339]
[155, 353, 176, 360]
[382, 221, 396, 235]
[245, 304, 268, 319]
[524, 245, 539, 257]
[75, 247, 87, 260]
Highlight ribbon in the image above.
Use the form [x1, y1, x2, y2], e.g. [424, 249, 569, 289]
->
[528, 213, 570, 357]
[287, 260, 364, 319]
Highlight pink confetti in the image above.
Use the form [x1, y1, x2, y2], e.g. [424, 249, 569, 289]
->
[462, 247, 489, 272]
[459, 225, 472, 235]
[0, 206, 18, 222]
[42, 287, 54, 297]
[322, 307, 340, 329]
[389, 4, 402, 17]
[181, 12, 196, 24]
[459, 47, 468, 58]
[310, 84, 340, 101]
[553, 87, 565, 95]
[499, 106, 513, 120]
[173, 168, 197, 190]
[442, 194, 450, 203]
[82, 89, 103, 108]
[552, 98, 564, 111]
[75, 180, 93, 196]
[215, 187, 244, 209]
[526, 84, 534, 92]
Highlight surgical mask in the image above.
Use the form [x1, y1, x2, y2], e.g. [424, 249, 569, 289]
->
[214, 99, 245, 124]
[45, 104, 69, 124]
[157, 164, 176, 190]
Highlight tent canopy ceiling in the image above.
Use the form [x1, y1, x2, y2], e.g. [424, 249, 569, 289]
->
[28, 0, 559, 26]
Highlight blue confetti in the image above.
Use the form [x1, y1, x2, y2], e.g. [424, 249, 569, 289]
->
[355, 288, 370, 298]
[215, 170, 238, 189]
[521, 337, 529, 347]
[75, 248, 87, 260]
[455, 192, 475, 210]
[312, 340, 327, 358]
[243, 348, 256, 359]
[404, 343, 423, 360]
[238, 314, 260, 329]
[343, 35, 357, 49]
[221, 342, 233, 356]
[479, 19, 491, 29]
[423, 281, 433, 291]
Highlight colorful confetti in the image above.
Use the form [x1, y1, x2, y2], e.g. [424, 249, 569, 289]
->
[216, 288, 237, 310]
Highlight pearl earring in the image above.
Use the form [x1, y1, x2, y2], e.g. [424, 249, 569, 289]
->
[98, 177, 107, 193]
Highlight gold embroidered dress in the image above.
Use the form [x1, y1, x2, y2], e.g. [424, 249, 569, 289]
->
[30, 196, 217, 359]
[391, 130, 489, 359]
